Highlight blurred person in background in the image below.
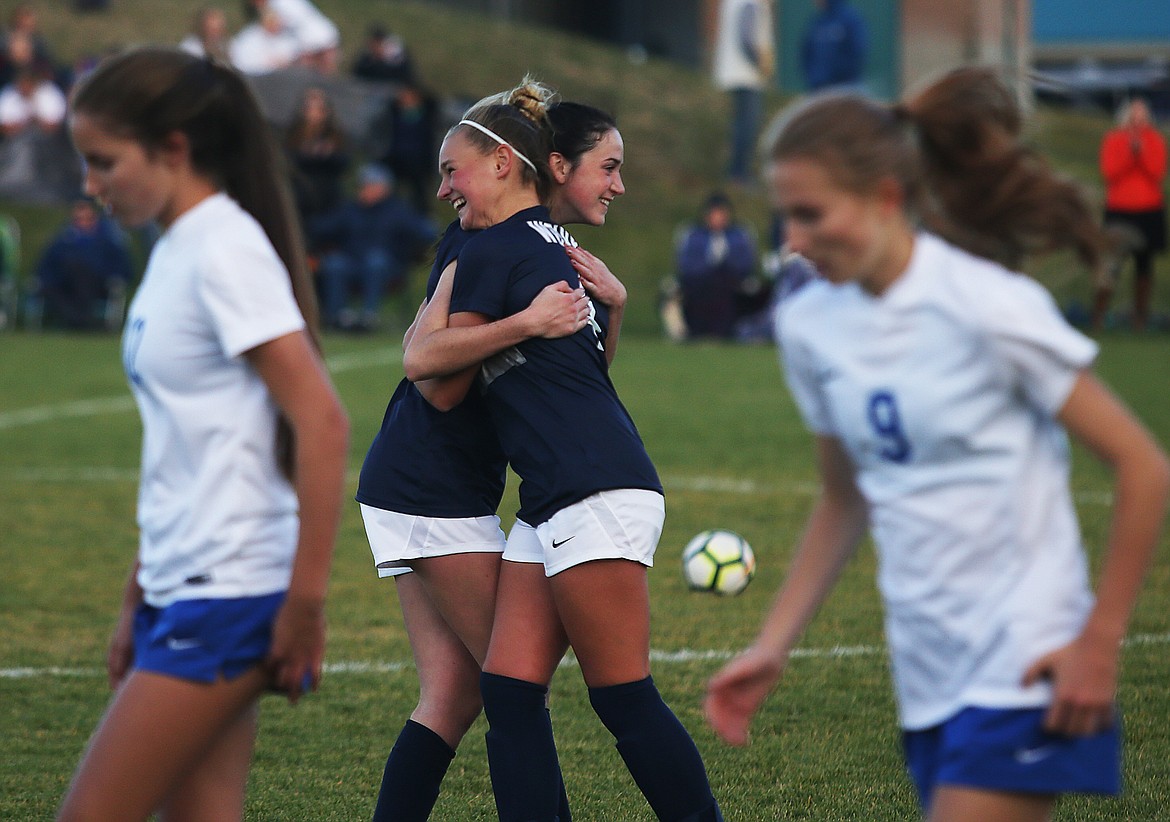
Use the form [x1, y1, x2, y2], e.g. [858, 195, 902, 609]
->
[1, 4, 64, 88]
[180, 5, 231, 62]
[351, 22, 416, 85]
[33, 198, 133, 330]
[1094, 97, 1167, 332]
[230, 6, 298, 75]
[0, 61, 64, 136]
[308, 162, 436, 332]
[674, 191, 758, 339]
[284, 85, 350, 235]
[712, 0, 774, 187]
[800, 0, 867, 93]
[377, 81, 439, 215]
[0, 61, 68, 200]
[243, 0, 340, 74]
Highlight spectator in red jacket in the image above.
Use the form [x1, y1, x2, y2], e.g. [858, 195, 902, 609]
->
[1095, 97, 1167, 331]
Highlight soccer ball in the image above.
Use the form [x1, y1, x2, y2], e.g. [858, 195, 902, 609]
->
[681, 529, 756, 596]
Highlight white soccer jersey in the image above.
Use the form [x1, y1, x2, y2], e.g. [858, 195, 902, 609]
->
[122, 193, 306, 607]
[777, 233, 1099, 730]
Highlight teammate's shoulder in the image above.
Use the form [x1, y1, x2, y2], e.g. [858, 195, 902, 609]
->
[436, 219, 473, 263]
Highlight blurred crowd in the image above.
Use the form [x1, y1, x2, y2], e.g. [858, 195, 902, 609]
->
[0, 1, 448, 333]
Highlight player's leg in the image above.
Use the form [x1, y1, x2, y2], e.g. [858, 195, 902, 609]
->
[927, 787, 1053, 822]
[542, 490, 720, 821]
[412, 551, 501, 669]
[553, 559, 721, 822]
[157, 702, 259, 822]
[362, 509, 508, 820]
[480, 559, 571, 822]
[372, 568, 487, 822]
[550, 558, 649, 685]
[57, 666, 267, 822]
[1133, 248, 1154, 331]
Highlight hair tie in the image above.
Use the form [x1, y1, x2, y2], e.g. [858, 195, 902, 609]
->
[458, 118, 538, 173]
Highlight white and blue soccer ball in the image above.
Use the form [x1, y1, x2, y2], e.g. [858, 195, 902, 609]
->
[681, 529, 756, 596]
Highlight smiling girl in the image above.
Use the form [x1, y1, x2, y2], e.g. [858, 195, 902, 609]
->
[360, 87, 642, 821]
[401, 83, 722, 822]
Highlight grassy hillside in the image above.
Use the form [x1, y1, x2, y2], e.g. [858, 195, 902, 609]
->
[17, 0, 1145, 333]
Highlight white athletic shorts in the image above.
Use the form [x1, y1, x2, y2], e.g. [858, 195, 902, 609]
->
[360, 504, 505, 578]
[508, 489, 665, 577]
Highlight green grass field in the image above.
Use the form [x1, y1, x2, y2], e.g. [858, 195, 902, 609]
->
[2, 2, 1169, 819]
[1, 330, 1169, 820]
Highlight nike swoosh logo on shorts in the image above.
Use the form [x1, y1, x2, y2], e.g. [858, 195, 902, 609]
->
[1014, 745, 1056, 765]
[166, 637, 203, 651]
[551, 536, 575, 549]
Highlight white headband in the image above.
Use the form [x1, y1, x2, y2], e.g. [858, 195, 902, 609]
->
[458, 118, 538, 174]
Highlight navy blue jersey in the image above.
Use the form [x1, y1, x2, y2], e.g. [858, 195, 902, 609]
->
[451, 205, 662, 525]
[355, 220, 508, 517]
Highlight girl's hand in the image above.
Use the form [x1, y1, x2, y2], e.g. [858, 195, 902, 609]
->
[106, 609, 135, 690]
[524, 280, 590, 339]
[266, 594, 326, 705]
[704, 646, 787, 746]
[1022, 634, 1119, 736]
[567, 246, 626, 310]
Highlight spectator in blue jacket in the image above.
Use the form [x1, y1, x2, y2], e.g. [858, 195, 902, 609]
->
[35, 198, 134, 330]
[675, 191, 758, 339]
[801, 0, 867, 93]
[309, 163, 436, 331]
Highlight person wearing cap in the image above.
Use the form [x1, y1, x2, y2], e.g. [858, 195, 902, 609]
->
[673, 191, 758, 339]
[308, 163, 436, 331]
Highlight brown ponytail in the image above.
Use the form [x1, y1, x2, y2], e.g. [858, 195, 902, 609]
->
[766, 68, 1107, 271]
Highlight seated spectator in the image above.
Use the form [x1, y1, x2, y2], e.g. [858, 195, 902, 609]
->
[351, 23, 415, 84]
[244, 0, 340, 74]
[229, 6, 298, 75]
[284, 85, 351, 237]
[377, 82, 438, 214]
[0, 63, 65, 136]
[308, 163, 436, 331]
[33, 198, 134, 330]
[673, 192, 758, 339]
[180, 6, 231, 62]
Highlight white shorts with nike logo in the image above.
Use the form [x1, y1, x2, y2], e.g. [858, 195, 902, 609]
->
[503, 489, 664, 577]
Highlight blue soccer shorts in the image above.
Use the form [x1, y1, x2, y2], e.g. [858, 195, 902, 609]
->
[903, 705, 1121, 810]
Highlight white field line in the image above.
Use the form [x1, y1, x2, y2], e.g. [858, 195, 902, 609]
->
[4, 633, 1169, 680]
[0, 464, 1117, 508]
[0, 347, 400, 433]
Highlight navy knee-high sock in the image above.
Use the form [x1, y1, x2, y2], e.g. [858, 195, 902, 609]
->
[548, 707, 573, 822]
[480, 672, 564, 822]
[589, 676, 722, 822]
[371, 719, 456, 822]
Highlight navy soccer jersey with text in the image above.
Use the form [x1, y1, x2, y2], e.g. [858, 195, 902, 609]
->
[450, 205, 662, 525]
[355, 220, 508, 517]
